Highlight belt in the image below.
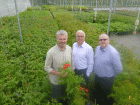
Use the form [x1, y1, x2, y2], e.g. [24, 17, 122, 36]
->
[75, 68, 87, 70]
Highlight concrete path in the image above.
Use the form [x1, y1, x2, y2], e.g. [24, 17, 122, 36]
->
[110, 33, 140, 59]
[93, 7, 140, 11]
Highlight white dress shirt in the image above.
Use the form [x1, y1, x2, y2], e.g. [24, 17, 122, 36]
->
[72, 41, 94, 77]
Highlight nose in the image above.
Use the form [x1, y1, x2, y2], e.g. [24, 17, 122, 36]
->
[79, 37, 83, 39]
[61, 40, 65, 43]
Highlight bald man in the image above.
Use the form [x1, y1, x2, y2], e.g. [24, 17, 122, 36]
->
[93, 33, 123, 105]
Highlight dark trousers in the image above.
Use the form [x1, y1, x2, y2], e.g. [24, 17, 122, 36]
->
[51, 84, 67, 104]
[74, 68, 89, 85]
[94, 75, 114, 105]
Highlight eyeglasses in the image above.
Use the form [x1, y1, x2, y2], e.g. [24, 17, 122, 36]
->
[76, 36, 84, 38]
[99, 39, 107, 41]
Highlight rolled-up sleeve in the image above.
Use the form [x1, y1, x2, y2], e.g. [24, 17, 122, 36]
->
[112, 52, 123, 76]
[86, 47, 94, 77]
[44, 51, 53, 73]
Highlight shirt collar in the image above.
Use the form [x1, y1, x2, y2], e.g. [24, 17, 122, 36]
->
[100, 44, 110, 52]
[76, 41, 85, 48]
[56, 44, 66, 51]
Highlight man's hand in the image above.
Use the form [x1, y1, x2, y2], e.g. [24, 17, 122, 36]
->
[60, 72, 68, 77]
[50, 70, 68, 77]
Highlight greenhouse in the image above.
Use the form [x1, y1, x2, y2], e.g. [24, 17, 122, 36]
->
[0, 0, 140, 105]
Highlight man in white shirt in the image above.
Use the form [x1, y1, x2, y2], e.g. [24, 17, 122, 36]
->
[72, 30, 94, 86]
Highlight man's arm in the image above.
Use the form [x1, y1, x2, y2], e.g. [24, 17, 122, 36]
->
[92, 46, 98, 73]
[86, 47, 94, 77]
[112, 51, 123, 76]
[44, 51, 59, 75]
[44, 51, 66, 77]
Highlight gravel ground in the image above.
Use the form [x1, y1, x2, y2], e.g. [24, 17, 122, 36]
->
[110, 33, 140, 59]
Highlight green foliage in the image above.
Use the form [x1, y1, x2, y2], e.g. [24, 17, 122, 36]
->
[53, 10, 102, 48]
[1, 6, 140, 105]
[74, 10, 139, 34]
[58, 68, 86, 104]
[57, 62, 90, 104]
[68, 5, 87, 11]
[0, 10, 59, 104]
[108, 41, 140, 105]
[41, 5, 58, 11]
[72, 85, 89, 105]
[26, 6, 41, 11]
[110, 80, 138, 105]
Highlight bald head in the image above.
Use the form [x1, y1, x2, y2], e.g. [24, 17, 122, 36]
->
[99, 33, 110, 49]
[99, 33, 109, 39]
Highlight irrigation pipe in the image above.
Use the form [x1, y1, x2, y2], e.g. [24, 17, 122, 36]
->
[31, 0, 35, 19]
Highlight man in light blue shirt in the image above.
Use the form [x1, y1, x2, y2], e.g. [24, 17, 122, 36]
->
[94, 33, 123, 105]
[72, 30, 94, 85]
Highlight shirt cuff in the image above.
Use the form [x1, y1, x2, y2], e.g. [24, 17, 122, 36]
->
[45, 67, 53, 73]
[86, 72, 90, 77]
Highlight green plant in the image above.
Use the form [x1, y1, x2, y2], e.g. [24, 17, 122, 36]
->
[57, 62, 89, 104]
[26, 6, 41, 11]
[1, 6, 140, 105]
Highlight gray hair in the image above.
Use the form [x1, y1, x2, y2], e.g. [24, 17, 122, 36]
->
[99, 33, 109, 39]
[56, 30, 68, 38]
[76, 30, 85, 37]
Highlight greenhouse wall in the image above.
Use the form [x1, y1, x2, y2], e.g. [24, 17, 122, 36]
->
[0, 0, 31, 17]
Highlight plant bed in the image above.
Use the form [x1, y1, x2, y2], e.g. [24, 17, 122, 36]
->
[1, 6, 140, 105]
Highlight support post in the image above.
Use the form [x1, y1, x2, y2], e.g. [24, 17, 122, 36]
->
[107, 0, 113, 36]
[14, 0, 23, 43]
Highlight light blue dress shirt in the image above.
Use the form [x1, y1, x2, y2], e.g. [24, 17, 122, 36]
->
[72, 41, 94, 77]
[94, 44, 123, 77]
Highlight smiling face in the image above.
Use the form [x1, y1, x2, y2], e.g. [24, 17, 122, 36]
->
[76, 32, 85, 46]
[56, 34, 67, 49]
[99, 34, 110, 49]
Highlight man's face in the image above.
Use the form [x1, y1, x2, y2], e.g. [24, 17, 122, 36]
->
[99, 36, 110, 49]
[76, 32, 85, 45]
[56, 34, 67, 48]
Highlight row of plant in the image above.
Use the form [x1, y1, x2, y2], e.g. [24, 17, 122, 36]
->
[114, 10, 139, 17]
[36, 5, 140, 104]
[51, 9, 140, 104]
[108, 41, 140, 105]
[39, 0, 139, 8]
[1, 6, 140, 104]
[35, 4, 140, 34]
[73, 10, 140, 34]
[0, 10, 59, 104]
[0, 8, 101, 104]
[41, 5, 91, 11]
